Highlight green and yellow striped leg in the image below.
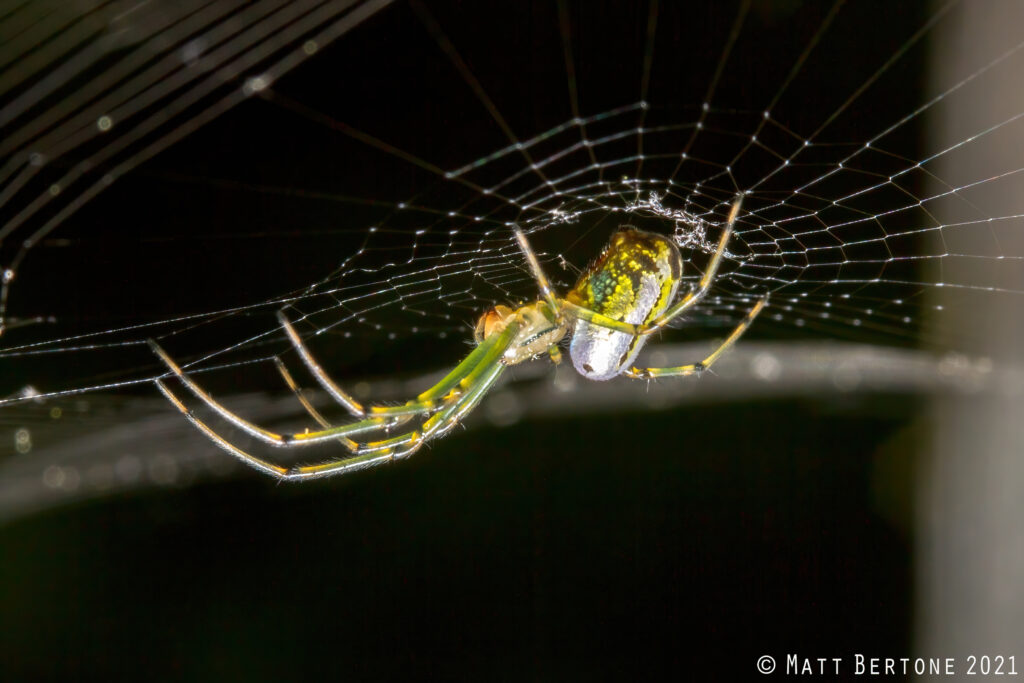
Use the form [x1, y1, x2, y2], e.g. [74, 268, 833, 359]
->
[273, 357, 336, 429]
[513, 226, 559, 313]
[274, 356, 421, 438]
[155, 379, 397, 479]
[153, 347, 510, 481]
[149, 318, 521, 448]
[547, 344, 562, 365]
[324, 359, 508, 471]
[511, 219, 643, 338]
[336, 322, 520, 459]
[624, 298, 767, 379]
[152, 339, 390, 450]
[361, 316, 522, 423]
[559, 300, 637, 334]
[277, 311, 365, 417]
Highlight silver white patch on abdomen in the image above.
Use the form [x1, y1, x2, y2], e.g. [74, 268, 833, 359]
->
[569, 275, 678, 381]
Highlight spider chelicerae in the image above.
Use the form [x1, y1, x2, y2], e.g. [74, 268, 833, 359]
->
[151, 194, 766, 480]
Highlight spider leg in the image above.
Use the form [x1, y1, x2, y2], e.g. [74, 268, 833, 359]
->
[513, 223, 647, 336]
[637, 193, 744, 337]
[154, 354, 508, 481]
[274, 357, 416, 434]
[277, 311, 365, 417]
[280, 308, 518, 420]
[415, 361, 506, 443]
[513, 226, 559, 313]
[547, 344, 562, 365]
[360, 315, 524, 421]
[624, 298, 767, 379]
[547, 196, 745, 338]
[150, 340, 389, 448]
[148, 318, 522, 449]
[559, 300, 638, 334]
[273, 356, 335, 429]
[155, 379, 393, 479]
[329, 360, 507, 463]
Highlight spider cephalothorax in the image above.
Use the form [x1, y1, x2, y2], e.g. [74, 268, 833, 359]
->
[151, 195, 765, 480]
[473, 302, 567, 366]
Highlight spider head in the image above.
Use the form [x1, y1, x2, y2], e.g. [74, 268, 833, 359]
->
[474, 304, 516, 343]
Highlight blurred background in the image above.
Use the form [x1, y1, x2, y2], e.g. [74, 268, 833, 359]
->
[1, 1, 1023, 679]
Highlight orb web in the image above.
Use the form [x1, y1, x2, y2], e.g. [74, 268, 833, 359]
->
[2, 0, 1023, 407]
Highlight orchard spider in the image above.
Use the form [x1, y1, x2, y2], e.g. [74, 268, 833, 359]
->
[151, 195, 766, 480]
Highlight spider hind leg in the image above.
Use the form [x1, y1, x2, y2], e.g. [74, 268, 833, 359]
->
[625, 297, 767, 379]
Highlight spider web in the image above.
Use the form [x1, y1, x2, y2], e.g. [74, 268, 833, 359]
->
[2, 0, 1024, 409]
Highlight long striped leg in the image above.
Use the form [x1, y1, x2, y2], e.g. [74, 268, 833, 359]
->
[273, 357, 335, 429]
[152, 340, 388, 449]
[148, 319, 521, 450]
[637, 194, 744, 337]
[155, 380, 392, 478]
[624, 298, 766, 379]
[512, 226, 559, 313]
[331, 334, 515, 460]
[274, 356, 416, 435]
[154, 356, 508, 481]
[291, 361, 509, 479]
[511, 224, 638, 335]
[277, 311, 365, 417]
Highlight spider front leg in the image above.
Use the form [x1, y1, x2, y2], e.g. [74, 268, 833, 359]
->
[150, 319, 522, 480]
[274, 357, 417, 436]
[273, 357, 336, 429]
[511, 223, 638, 337]
[277, 311, 365, 417]
[148, 317, 521, 449]
[277, 310, 476, 423]
[151, 339, 389, 450]
[625, 298, 767, 379]
[280, 360, 509, 479]
[154, 379, 394, 479]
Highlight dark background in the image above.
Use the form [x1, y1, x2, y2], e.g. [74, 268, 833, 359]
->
[1, 400, 915, 680]
[0, 1, 927, 679]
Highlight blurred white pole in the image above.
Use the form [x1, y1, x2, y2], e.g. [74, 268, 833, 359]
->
[919, 0, 1024, 671]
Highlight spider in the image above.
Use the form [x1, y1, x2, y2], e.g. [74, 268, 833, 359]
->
[151, 194, 766, 481]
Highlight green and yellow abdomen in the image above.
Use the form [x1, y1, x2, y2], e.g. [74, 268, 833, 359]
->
[566, 228, 682, 380]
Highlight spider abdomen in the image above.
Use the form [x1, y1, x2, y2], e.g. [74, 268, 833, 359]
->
[566, 228, 682, 380]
